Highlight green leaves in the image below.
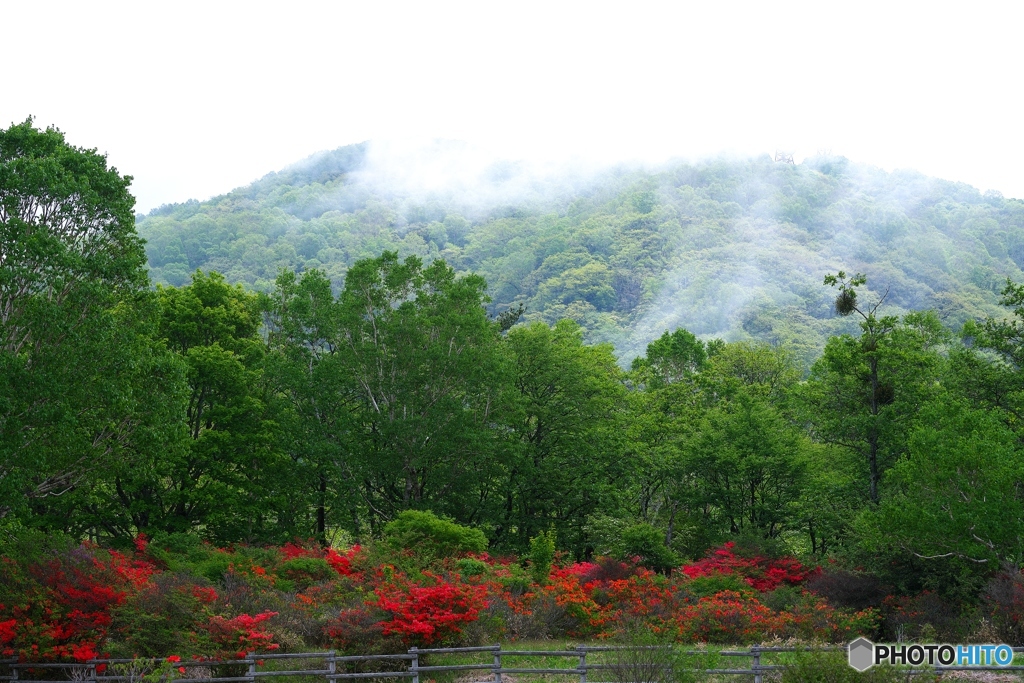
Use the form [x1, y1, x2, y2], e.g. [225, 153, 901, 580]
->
[501, 319, 627, 553]
[0, 119, 157, 526]
[858, 399, 1024, 588]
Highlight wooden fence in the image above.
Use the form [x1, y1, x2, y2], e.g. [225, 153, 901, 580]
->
[3, 644, 1024, 683]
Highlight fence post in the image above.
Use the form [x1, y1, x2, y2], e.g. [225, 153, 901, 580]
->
[751, 646, 762, 683]
[410, 647, 419, 683]
[493, 645, 502, 683]
[576, 646, 586, 683]
[247, 652, 257, 683]
[86, 660, 98, 683]
[327, 650, 336, 683]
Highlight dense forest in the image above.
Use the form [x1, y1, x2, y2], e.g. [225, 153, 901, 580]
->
[5, 120, 1024, 661]
[139, 140, 1024, 365]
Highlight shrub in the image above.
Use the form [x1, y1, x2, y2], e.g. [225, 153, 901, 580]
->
[762, 584, 803, 612]
[675, 590, 785, 643]
[325, 605, 400, 655]
[373, 571, 489, 646]
[683, 573, 753, 598]
[0, 540, 154, 661]
[783, 594, 879, 643]
[383, 510, 487, 558]
[204, 611, 280, 658]
[806, 570, 888, 611]
[528, 529, 556, 585]
[680, 542, 816, 592]
[620, 523, 678, 573]
[109, 572, 216, 657]
[782, 650, 928, 682]
[279, 557, 334, 588]
[983, 565, 1024, 645]
[579, 556, 637, 583]
[455, 557, 488, 577]
[881, 591, 970, 643]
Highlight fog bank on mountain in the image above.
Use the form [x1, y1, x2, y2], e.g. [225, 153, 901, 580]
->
[139, 142, 1024, 363]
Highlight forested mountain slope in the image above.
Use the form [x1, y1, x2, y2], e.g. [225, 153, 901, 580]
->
[139, 144, 1024, 363]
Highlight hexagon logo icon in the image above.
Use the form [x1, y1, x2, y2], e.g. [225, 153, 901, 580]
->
[848, 637, 875, 671]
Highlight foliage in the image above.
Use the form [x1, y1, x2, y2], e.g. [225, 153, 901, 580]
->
[983, 565, 1024, 645]
[0, 536, 885, 658]
[14, 119, 1024, 656]
[680, 542, 817, 592]
[782, 650, 927, 682]
[528, 529, 556, 585]
[138, 149, 1024, 367]
[0, 119, 177, 529]
[373, 571, 488, 645]
[860, 399, 1024, 570]
[383, 511, 488, 559]
[619, 523, 679, 573]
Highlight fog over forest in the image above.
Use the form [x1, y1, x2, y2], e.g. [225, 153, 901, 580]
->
[140, 141, 1024, 364]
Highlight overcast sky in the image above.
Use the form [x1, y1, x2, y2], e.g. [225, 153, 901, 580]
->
[4, 1, 1022, 212]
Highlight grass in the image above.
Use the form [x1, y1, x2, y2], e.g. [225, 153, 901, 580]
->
[242, 644, 1024, 683]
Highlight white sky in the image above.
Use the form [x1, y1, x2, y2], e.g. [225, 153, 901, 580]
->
[3, 0, 1023, 212]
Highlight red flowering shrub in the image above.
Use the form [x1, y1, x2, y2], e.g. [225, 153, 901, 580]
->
[279, 541, 361, 578]
[0, 542, 156, 661]
[325, 605, 399, 654]
[204, 612, 280, 658]
[374, 571, 488, 645]
[579, 557, 637, 583]
[783, 593, 879, 642]
[1, 534, 882, 657]
[680, 542, 816, 592]
[0, 618, 16, 646]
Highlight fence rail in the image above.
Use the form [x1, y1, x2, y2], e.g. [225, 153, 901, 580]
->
[3, 644, 1023, 683]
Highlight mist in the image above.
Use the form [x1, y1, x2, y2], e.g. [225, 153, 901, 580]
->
[139, 140, 1024, 366]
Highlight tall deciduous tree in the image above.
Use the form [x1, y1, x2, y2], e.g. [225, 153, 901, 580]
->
[0, 119, 162, 524]
[801, 273, 944, 504]
[499, 319, 626, 554]
[864, 401, 1024, 565]
[104, 271, 291, 542]
[263, 267, 359, 542]
[336, 252, 511, 530]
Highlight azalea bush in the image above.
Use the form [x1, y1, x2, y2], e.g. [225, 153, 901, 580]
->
[0, 531, 891, 661]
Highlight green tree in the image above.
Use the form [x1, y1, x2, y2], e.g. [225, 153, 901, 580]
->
[0, 119, 165, 527]
[857, 399, 1024, 594]
[630, 328, 716, 387]
[686, 389, 809, 538]
[263, 267, 355, 542]
[951, 279, 1024, 428]
[801, 273, 945, 504]
[499, 319, 627, 554]
[625, 335, 806, 554]
[528, 528, 556, 584]
[336, 252, 511, 530]
[107, 271, 290, 542]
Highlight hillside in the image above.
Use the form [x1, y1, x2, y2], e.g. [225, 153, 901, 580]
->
[138, 144, 1024, 364]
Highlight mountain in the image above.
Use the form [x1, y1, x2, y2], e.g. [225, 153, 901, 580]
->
[137, 143, 1024, 365]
